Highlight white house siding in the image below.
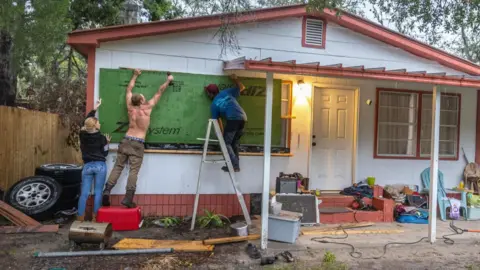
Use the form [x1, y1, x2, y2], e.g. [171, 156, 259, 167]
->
[94, 16, 476, 195]
[309, 78, 477, 189]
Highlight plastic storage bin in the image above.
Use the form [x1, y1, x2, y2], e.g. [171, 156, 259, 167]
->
[268, 211, 301, 244]
[467, 207, 480, 220]
[97, 206, 143, 231]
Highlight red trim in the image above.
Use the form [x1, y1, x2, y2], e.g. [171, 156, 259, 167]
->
[373, 88, 461, 161]
[242, 60, 480, 87]
[302, 16, 327, 49]
[67, 4, 480, 75]
[476, 90, 480, 164]
[86, 47, 96, 114]
[67, 5, 306, 56]
[319, 9, 480, 75]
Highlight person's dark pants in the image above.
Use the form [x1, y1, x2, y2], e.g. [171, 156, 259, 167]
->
[107, 138, 144, 191]
[223, 120, 245, 170]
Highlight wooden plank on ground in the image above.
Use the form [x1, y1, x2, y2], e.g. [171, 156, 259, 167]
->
[301, 222, 374, 234]
[0, 225, 59, 234]
[302, 229, 404, 236]
[203, 234, 260, 245]
[0, 201, 40, 226]
[113, 239, 214, 252]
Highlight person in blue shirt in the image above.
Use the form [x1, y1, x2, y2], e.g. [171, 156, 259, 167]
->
[204, 74, 247, 172]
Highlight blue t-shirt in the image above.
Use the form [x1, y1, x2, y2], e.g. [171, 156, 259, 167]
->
[210, 87, 247, 121]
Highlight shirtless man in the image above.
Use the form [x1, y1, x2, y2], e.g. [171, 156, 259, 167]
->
[103, 69, 174, 208]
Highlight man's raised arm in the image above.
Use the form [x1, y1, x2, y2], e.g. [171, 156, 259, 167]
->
[148, 73, 174, 107]
[126, 69, 141, 107]
[230, 74, 245, 92]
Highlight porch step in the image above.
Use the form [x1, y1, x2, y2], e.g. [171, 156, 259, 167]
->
[319, 197, 395, 224]
[320, 210, 384, 224]
[317, 185, 385, 208]
[318, 195, 373, 208]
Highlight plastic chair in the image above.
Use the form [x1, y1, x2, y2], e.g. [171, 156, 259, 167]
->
[421, 167, 467, 221]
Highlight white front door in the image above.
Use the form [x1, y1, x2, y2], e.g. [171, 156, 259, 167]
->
[310, 88, 355, 191]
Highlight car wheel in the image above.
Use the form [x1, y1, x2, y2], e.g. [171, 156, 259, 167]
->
[5, 176, 62, 220]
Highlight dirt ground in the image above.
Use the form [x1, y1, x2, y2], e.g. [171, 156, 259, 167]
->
[2, 217, 480, 270]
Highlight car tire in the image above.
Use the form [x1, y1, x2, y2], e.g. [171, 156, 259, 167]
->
[5, 176, 62, 220]
[54, 182, 81, 212]
[35, 163, 83, 185]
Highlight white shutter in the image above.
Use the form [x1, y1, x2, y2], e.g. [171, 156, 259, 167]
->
[305, 18, 324, 47]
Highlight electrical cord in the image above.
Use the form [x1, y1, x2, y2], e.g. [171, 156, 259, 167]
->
[310, 221, 466, 259]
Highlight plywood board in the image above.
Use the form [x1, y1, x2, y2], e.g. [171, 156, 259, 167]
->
[99, 68, 283, 145]
[301, 222, 374, 234]
[203, 234, 260, 245]
[113, 238, 214, 252]
[302, 229, 404, 236]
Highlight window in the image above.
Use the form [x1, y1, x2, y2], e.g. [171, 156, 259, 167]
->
[302, 17, 326, 49]
[375, 89, 460, 160]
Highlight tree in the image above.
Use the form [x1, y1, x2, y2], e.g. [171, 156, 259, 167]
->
[365, 0, 480, 64]
[0, 0, 70, 106]
[143, 0, 184, 20]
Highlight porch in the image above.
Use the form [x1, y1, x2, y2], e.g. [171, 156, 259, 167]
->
[223, 56, 480, 247]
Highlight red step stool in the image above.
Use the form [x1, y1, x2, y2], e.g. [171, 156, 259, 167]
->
[97, 206, 143, 231]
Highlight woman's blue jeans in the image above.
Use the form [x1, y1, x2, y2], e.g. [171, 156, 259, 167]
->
[77, 161, 107, 216]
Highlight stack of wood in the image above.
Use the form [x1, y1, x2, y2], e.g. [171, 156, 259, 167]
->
[0, 201, 58, 233]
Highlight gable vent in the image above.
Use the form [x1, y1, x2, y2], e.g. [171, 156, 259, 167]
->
[304, 18, 325, 47]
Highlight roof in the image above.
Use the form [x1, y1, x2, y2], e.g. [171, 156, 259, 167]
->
[68, 4, 480, 76]
[224, 57, 480, 88]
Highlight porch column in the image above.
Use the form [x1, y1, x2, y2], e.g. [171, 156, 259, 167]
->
[428, 85, 441, 243]
[261, 72, 274, 250]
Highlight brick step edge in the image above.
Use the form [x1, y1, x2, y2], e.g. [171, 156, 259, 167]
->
[320, 209, 394, 223]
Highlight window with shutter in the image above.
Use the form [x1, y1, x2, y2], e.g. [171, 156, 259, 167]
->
[302, 17, 326, 49]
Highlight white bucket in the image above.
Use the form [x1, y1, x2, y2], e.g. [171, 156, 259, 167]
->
[230, 222, 248, 237]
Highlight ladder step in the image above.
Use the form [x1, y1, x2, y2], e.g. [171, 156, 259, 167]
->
[204, 160, 225, 164]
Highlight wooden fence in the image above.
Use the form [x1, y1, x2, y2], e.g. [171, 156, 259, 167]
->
[0, 106, 81, 191]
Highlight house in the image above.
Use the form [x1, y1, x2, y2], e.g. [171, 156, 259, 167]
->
[67, 5, 480, 223]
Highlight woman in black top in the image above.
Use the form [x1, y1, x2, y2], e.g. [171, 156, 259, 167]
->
[77, 99, 111, 221]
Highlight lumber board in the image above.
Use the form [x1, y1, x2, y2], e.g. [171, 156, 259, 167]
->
[0, 201, 40, 226]
[0, 208, 28, 225]
[302, 229, 404, 236]
[0, 225, 59, 234]
[110, 148, 292, 157]
[203, 234, 260, 245]
[301, 222, 374, 234]
[113, 239, 214, 252]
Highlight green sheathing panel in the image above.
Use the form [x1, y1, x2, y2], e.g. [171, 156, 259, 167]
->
[98, 68, 282, 146]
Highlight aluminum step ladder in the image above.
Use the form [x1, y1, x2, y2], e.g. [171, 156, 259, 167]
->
[190, 119, 252, 231]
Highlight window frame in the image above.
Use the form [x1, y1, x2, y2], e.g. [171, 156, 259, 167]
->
[280, 81, 294, 149]
[302, 16, 327, 49]
[373, 88, 461, 161]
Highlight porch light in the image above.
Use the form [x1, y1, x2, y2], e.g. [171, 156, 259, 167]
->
[294, 80, 311, 106]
